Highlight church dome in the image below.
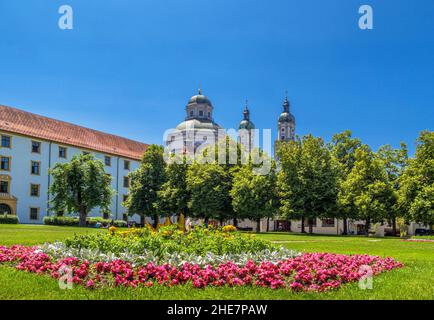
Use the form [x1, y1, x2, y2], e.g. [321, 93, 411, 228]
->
[238, 102, 255, 130]
[188, 90, 212, 106]
[278, 112, 295, 123]
[278, 95, 295, 123]
[239, 119, 255, 130]
[176, 119, 222, 131]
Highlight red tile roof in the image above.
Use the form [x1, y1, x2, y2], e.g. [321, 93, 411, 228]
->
[0, 104, 148, 160]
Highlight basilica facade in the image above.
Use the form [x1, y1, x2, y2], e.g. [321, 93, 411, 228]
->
[165, 89, 296, 156]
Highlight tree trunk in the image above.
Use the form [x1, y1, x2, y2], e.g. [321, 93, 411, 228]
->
[392, 217, 397, 237]
[365, 218, 371, 236]
[103, 211, 109, 219]
[219, 216, 224, 227]
[342, 218, 348, 235]
[153, 214, 159, 229]
[308, 219, 313, 234]
[301, 216, 305, 233]
[79, 207, 87, 228]
[256, 219, 261, 233]
[233, 218, 238, 228]
[266, 217, 270, 232]
[140, 215, 145, 226]
[204, 217, 209, 227]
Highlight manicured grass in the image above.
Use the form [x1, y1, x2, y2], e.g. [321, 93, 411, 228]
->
[0, 224, 105, 246]
[412, 235, 434, 240]
[0, 225, 433, 300]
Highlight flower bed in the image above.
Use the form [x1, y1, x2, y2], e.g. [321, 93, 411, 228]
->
[0, 245, 403, 291]
[40, 242, 298, 267]
[63, 225, 277, 257]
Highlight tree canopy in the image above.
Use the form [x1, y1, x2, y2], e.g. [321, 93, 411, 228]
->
[49, 153, 114, 227]
[124, 145, 166, 226]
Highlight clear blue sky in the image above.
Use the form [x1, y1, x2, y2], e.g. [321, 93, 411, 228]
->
[0, 0, 433, 154]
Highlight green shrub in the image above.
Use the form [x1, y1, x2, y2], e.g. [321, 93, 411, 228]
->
[113, 220, 127, 228]
[64, 226, 277, 257]
[44, 216, 78, 226]
[43, 216, 124, 228]
[0, 214, 19, 224]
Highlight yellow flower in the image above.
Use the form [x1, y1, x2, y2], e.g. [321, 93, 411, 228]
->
[108, 226, 117, 235]
[222, 225, 237, 233]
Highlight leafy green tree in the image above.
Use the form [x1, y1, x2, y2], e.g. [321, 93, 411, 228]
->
[231, 159, 278, 232]
[198, 137, 245, 226]
[377, 143, 408, 235]
[49, 154, 114, 227]
[124, 145, 166, 227]
[330, 130, 362, 234]
[399, 131, 434, 227]
[278, 135, 339, 233]
[157, 154, 190, 218]
[339, 145, 395, 235]
[186, 161, 231, 225]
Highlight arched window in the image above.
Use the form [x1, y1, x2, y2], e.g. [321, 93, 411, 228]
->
[0, 203, 12, 215]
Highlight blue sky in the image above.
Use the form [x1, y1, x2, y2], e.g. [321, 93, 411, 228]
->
[0, 0, 433, 155]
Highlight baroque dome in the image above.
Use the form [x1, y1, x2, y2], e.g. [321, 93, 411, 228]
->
[278, 95, 295, 123]
[176, 119, 222, 131]
[239, 119, 255, 130]
[278, 112, 295, 123]
[187, 91, 212, 106]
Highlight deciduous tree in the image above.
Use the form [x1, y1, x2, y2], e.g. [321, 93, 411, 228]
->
[231, 158, 278, 232]
[278, 135, 339, 234]
[49, 154, 114, 227]
[330, 130, 362, 234]
[339, 146, 395, 235]
[124, 145, 166, 227]
[399, 131, 434, 227]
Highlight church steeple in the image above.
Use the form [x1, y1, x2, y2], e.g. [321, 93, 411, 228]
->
[238, 100, 255, 152]
[277, 91, 296, 142]
[283, 91, 290, 113]
[243, 100, 250, 121]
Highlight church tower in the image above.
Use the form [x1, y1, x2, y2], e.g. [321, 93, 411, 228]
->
[277, 93, 296, 142]
[238, 101, 255, 152]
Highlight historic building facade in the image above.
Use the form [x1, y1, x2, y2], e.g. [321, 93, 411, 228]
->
[0, 105, 147, 224]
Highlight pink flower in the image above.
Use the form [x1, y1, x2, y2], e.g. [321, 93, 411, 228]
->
[0, 245, 403, 292]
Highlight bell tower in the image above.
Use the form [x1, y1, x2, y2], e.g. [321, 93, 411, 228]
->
[277, 92, 296, 142]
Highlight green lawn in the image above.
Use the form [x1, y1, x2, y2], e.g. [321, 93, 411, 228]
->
[0, 225, 433, 300]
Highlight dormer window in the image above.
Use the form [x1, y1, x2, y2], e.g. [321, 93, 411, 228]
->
[199, 110, 204, 117]
[190, 110, 194, 116]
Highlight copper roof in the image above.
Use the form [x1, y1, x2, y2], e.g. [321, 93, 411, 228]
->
[0, 104, 148, 160]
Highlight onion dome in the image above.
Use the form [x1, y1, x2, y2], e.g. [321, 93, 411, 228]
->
[278, 95, 295, 123]
[238, 101, 255, 130]
[187, 88, 212, 107]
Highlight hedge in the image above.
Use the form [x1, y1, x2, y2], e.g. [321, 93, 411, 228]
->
[0, 214, 19, 224]
[43, 216, 127, 228]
